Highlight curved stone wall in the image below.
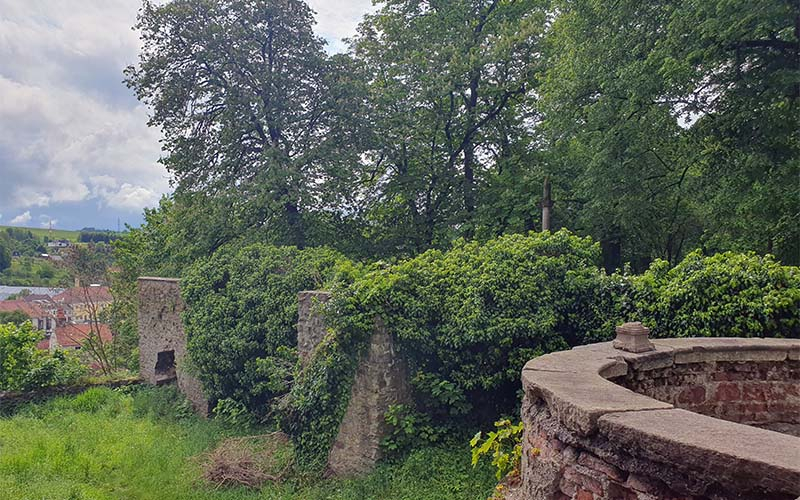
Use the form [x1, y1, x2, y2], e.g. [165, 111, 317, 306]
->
[519, 338, 800, 500]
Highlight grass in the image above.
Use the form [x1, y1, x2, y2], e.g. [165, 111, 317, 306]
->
[0, 225, 82, 242]
[0, 386, 496, 500]
[0, 256, 70, 287]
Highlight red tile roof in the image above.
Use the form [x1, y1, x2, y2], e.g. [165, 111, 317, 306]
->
[36, 338, 50, 350]
[54, 323, 113, 348]
[0, 300, 49, 319]
[53, 286, 112, 305]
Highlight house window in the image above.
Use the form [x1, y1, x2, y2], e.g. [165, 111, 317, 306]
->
[154, 350, 176, 382]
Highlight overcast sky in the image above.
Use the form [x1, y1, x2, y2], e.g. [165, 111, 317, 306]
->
[0, 0, 374, 231]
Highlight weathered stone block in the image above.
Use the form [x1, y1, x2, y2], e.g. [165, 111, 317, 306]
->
[138, 277, 209, 416]
[296, 291, 332, 368]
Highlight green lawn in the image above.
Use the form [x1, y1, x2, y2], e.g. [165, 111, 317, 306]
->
[0, 387, 495, 500]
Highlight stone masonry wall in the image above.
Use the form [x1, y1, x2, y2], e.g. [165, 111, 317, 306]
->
[519, 338, 800, 500]
[138, 277, 209, 416]
[297, 291, 332, 367]
[612, 359, 800, 428]
[295, 291, 412, 476]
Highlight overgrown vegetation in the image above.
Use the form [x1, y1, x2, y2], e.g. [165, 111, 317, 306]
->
[177, 231, 798, 471]
[100, 0, 800, 487]
[0, 322, 87, 391]
[181, 244, 346, 419]
[0, 386, 496, 500]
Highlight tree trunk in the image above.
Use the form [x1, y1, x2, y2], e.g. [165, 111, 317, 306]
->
[285, 201, 305, 249]
[541, 177, 553, 232]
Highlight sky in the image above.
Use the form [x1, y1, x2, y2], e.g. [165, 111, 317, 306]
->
[0, 0, 374, 231]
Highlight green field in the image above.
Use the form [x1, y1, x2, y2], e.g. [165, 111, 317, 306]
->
[0, 256, 69, 287]
[0, 386, 496, 500]
[0, 225, 82, 242]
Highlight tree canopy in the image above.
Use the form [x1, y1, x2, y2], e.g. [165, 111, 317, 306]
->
[122, 0, 799, 272]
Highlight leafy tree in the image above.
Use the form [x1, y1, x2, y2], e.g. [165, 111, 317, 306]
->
[351, 0, 545, 252]
[125, 0, 369, 251]
[0, 311, 29, 325]
[0, 322, 86, 391]
[539, 0, 799, 267]
[0, 240, 10, 273]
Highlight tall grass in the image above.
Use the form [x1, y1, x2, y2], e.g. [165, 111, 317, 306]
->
[0, 386, 495, 500]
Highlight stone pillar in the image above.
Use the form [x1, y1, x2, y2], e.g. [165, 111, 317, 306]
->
[297, 291, 332, 367]
[296, 291, 412, 476]
[613, 321, 655, 353]
[137, 277, 209, 416]
[326, 318, 412, 476]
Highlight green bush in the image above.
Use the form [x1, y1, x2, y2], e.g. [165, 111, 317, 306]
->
[634, 251, 800, 338]
[0, 322, 87, 391]
[345, 230, 607, 417]
[181, 243, 347, 419]
[285, 230, 611, 468]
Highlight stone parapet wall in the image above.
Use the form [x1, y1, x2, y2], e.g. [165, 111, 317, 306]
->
[519, 338, 800, 500]
[612, 359, 800, 428]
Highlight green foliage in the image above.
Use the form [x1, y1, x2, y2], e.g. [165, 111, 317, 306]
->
[212, 398, 256, 429]
[381, 404, 446, 459]
[0, 256, 69, 287]
[634, 251, 800, 338]
[182, 243, 347, 418]
[540, 0, 799, 266]
[342, 230, 602, 417]
[281, 318, 366, 471]
[286, 230, 606, 468]
[0, 322, 87, 391]
[0, 310, 29, 325]
[470, 419, 524, 481]
[0, 239, 10, 272]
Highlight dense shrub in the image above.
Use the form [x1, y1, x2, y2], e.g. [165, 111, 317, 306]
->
[353, 230, 609, 416]
[634, 251, 800, 338]
[181, 243, 347, 419]
[0, 322, 87, 391]
[285, 230, 613, 468]
[187, 233, 799, 470]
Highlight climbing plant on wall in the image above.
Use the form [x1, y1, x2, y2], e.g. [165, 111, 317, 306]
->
[181, 243, 348, 419]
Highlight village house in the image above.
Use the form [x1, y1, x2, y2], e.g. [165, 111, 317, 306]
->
[53, 285, 112, 323]
[0, 299, 55, 335]
[50, 322, 113, 351]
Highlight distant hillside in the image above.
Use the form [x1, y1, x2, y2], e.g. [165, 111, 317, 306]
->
[0, 225, 82, 242]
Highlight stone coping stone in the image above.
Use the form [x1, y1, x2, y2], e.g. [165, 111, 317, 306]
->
[599, 408, 800, 496]
[138, 276, 180, 283]
[522, 338, 800, 435]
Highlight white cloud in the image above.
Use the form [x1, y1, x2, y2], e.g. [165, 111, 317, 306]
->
[9, 211, 31, 225]
[0, 0, 373, 227]
[307, 0, 376, 53]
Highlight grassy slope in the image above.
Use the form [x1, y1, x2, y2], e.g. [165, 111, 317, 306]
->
[0, 256, 70, 287]
[0, 387, 496, 500]
[0, 225, 82, 242]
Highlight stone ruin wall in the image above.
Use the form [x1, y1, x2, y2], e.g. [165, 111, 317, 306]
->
[296, 291, 412, 477]
[137, 277, 209, 416]
[518, 337, 800, 500]
[138, 286, 410, 476]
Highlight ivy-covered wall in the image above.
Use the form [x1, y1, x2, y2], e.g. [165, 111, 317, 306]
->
[177, 230, 800, 472]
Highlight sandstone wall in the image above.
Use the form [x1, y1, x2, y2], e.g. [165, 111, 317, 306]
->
[297, 291, 332, 367]
[296, 291, 412, 476]
[519, 338, 800, 500]
[138, 277, 209, 416]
